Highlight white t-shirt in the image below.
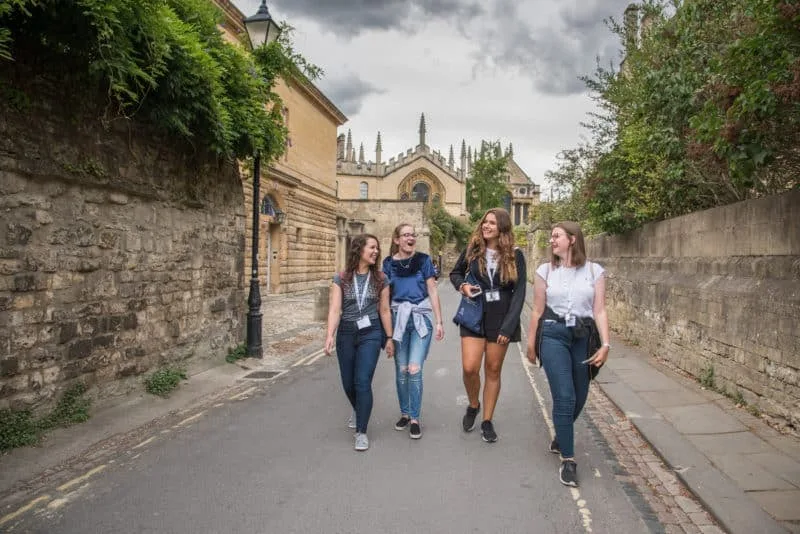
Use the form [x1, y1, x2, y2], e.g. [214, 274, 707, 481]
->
[485, 248, 498, 283]
[535, 261, 605, 319]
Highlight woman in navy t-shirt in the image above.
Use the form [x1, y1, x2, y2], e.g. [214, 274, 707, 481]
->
[382, 223, 444, 440]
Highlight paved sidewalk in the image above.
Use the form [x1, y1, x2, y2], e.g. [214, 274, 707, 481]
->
[598, 338, 800, 534]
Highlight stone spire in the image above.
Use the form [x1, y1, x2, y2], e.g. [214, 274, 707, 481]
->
[346, 129, 353, 162]
[508, 143, 514, 157]
[418, 113, 426, 147]
[358, 142, 365, 163]
[460, 140, 467, 177]
[375, 131, 382, 165]
[448, 145, 454, 168]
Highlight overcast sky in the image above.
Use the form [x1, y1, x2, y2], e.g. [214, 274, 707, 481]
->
[232, 0, 631, 193]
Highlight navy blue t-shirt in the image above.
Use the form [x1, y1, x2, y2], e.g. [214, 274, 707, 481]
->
[382, 253, 436, 304]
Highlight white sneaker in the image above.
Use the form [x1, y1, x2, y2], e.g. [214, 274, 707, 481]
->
[354, 432, 369, 451]
[347, 410, 356, 429]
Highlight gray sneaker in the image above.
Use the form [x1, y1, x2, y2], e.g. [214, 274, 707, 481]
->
[354, 432, 369, 451]
[347, 410, 356, 429]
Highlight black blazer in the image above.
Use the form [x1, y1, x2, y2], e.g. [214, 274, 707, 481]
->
[449, 248, 527, 338]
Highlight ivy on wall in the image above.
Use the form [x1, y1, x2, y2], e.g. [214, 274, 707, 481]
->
[0, 0, 321, 162]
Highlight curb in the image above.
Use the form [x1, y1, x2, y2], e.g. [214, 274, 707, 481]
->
[596, 368, 788, 534]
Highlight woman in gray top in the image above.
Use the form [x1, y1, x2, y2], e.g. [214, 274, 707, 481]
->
[324, 234, 394, 452]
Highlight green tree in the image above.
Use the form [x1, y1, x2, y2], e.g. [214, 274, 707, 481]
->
[466, 141, 510, 222]
[0, 0, 320, 162]
[546, 0, 800, 234]
[426, 204, 471, 258]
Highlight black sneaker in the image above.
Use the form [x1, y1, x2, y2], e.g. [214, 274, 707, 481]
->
[462, 404, 480, 432]
[480, 420, 497, 442]
[560, 460, 578, 487]
[409, 422, 422, 439]
[549, 439, 560, 454]
[394, 416, 410, 431]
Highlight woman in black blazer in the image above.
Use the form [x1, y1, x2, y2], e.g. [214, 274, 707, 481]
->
[449, 208, 526, 443]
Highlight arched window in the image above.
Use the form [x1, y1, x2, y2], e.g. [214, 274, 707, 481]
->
[359, 182, 368, 199]
[411, 182, 430, 202]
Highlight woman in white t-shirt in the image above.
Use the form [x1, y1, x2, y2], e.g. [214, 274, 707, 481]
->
[526, 221, 610, 488]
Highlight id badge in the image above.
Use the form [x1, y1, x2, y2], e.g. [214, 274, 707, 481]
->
[565, 314, 576, 327]
[485, 290, 500, 302]
[356, 315, 371, 330]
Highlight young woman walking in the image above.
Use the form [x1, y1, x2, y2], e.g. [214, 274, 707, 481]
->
[324, 234, 394, 451]
[382, 223, 444, 439]
[526, 221, 610, 486]
[449, 208, 526, 443]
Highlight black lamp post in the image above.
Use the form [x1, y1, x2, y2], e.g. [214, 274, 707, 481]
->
[243, 1, 282, 358]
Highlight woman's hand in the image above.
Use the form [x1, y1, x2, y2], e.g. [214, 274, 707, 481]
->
[385, 338, 395, 358]
[585, 345, 609, 367]
[496, 334, 509, 345]
[526, 341, 538, 365]
[461, 284, 481, 298]
[435, 322, 444, 341]
[324, 335, 335, 356]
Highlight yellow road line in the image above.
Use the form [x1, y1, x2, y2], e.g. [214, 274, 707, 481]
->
[175, 411, 205, 427]
[0, 494, 51, 527]
[56, 464, 107, 492]
[132, 436, 156, 449]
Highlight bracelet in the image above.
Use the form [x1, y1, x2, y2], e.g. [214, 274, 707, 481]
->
[602, 343, 611, 349]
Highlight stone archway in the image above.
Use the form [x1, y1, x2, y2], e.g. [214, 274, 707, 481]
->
[397, 169, 445, 205]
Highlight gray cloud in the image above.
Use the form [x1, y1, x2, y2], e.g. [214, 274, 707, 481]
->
[268, 0, 484, 36]
[468, 0, 631, 95]
[318, 75, 386, 116]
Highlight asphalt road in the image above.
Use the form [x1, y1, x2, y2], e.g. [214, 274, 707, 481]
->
[14, 283, 655, 534]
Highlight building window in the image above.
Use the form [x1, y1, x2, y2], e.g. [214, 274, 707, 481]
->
[503, 192, 512, 212]
[359, 182, 369, 199]
[432, 194, 441, 206]
[400, 192, 409, 200]
[523, 204, 530, 224]
[261, 195, 276, 216]
[514, 203, 521, 225]
[411, 182, 430, 202]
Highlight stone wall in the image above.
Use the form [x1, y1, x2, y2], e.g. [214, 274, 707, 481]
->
[585, 191, 800, 427]
[338, 200, 430, 261]
[0, 97, 245, 411]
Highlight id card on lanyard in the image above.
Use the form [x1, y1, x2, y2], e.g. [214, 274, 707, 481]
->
[354, 272, 371, 329]
[485, 259, 500, 302]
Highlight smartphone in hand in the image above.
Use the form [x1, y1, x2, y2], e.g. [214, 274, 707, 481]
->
[470, 286, 482, 297]
[581, 357, 594, 365]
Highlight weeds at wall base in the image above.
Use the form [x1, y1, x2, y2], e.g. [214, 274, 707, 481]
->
[144, 367, 187, 397]
[0, 383, 91, 452]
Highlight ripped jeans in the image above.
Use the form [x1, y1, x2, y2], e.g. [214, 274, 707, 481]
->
[392, 312, 432, 421]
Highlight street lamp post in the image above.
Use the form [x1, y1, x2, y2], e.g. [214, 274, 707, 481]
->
[243, 1, 282, 358]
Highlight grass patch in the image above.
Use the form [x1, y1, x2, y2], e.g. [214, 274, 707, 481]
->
[225, 343, 247, 364]
[732, 389, 745, 406]
[0, 383, 92, 451]
[144, 367, 187, 397]
[699, 365, 715, 389]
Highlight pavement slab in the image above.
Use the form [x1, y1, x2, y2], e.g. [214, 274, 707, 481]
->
[708, 454, 796, 491]
[660, 404, 748, 435]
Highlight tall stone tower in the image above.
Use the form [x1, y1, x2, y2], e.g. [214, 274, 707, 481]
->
[418, 113, 427, 148]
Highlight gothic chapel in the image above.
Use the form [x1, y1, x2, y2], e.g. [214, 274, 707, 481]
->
[335, 114, 540, 256]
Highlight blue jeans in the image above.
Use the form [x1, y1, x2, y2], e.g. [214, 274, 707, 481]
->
[540, 321, 590, 458]
[336, 321, 383, 433]
[392, 312, 432, 421]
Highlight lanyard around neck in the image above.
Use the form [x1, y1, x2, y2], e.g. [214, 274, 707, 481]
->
[354, 272, 371, 313]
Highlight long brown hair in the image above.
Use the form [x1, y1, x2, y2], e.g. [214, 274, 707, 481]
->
[342, 233, 383, 292]
[466, 208, 518, 283]
[550, 221, 587, 267]
[389, 222, 414, 256]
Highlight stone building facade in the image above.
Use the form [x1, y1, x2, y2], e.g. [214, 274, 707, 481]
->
[216, 1, 347, 294]
[336, 113, 541, 251]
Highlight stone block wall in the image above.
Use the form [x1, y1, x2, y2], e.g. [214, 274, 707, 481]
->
[338, 200, 430, 260]
[586, 191, 800, 427]
[0, 98, 245, 411]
